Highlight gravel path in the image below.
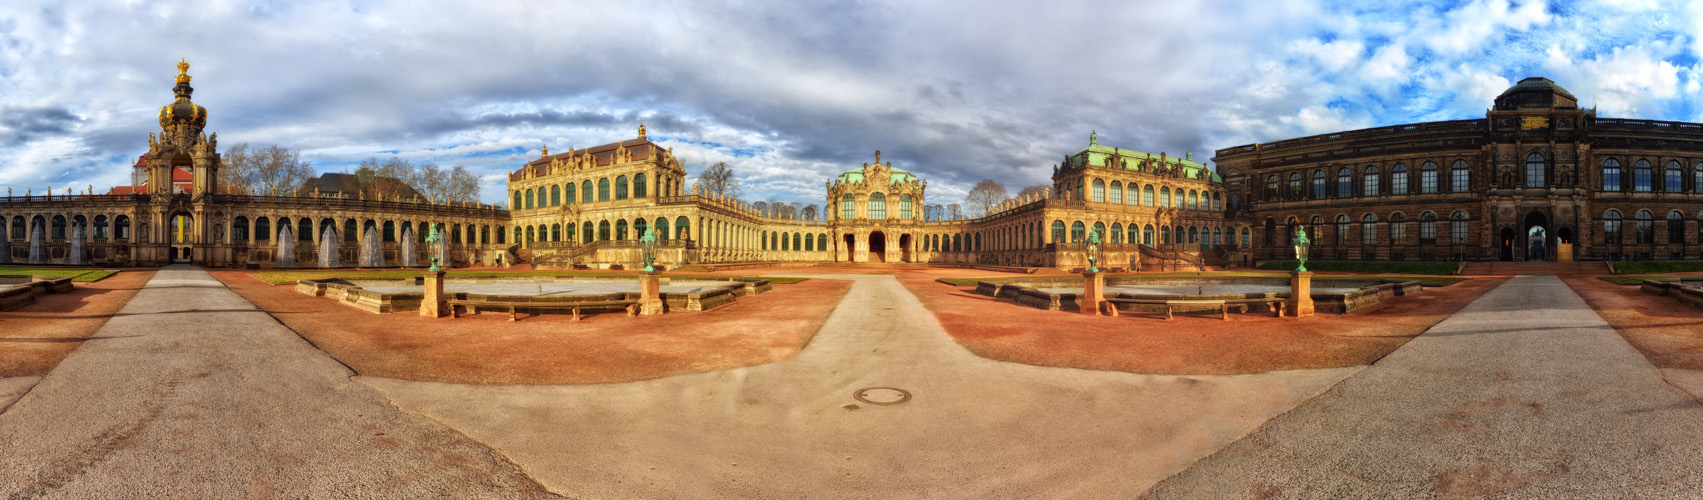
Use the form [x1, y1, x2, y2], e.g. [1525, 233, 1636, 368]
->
[0, 266, 556, 499]
[361, 273, 1360, 499]
[1142, 275, 1703, 499]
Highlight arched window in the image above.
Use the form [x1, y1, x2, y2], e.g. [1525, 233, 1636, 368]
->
[1160, 226, 1171, 245]
[1188, 227, 1199, 245]
[614, 176, 629, 200]
[1526, 153, 1546, 188]
[1450, 160, 1470, 192]
[1669, 210, 1685, 244]
[1191, 191, 1202, 210]
[676, 216, 690, 240]
[1213, 227, 1222, 246]
[818, 234, 827, 252]
[616, 219, 629, 240]
[550, 185, 561, 206]
[840, 194, 856, 220]
[10, 216, 23, 240]
[255, 217, 270, 241]
[1420, 162, 1439, 194]
[1635, 209, 1654, 244]
[1288, 172, 1303, 198]
[634, 173, 648, 198]
[550, 224, 560, 242]
[1695, 162, 1703, 194]
[339, 219, 353, 242]
[496, 225, 505, 244]
[1363, 166, 1380, 196]
[512, 191, 522, 209]
[1336, 214, 1350, 244]
[598, 178, 611, 201]
[1111, 223, 1123, 243]
[1603, 210, 1622, 244]
[1212, 192, 1222, 211]
[1337, 168, 1353, 198]
[231, 216, 248, 242]
[1602, 159, 1622, 191]
[1092, 222, 1106, 243]
[1110, 182, 1123, 204]
[1419, 212, 1437, 245]
[869, 193, 887, 219]
[1666, 161, 1682, 192]
[598, 220, 611, 241]
[1144, 225, 1155, 246]
[1312, 170, 1327, 198]
[1070, 221, 1085, 243]
[1091, 179, 1105, 202]
[93, 215, 109, 240]
[582, 180, 593, 203]
[1160, 187, 1171, 207]
[1361, 214, 1377, 245]
[1143, 185, 1155, 206]
[1240, 227, 1249, 248]
[1391, 164, 1409, 194]
[524, 190, 534, 209]
[1050, 220, 1065, 243]
[1450, 211, 1469, 245]
[525, 226, 535, 245]
[564, 183, 577, 204]
[900, 194, 913, 220]
[1634, 160, 1653, 192]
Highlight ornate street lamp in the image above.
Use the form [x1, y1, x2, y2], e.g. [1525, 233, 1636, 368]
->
[1292, 224, 1311, 272]
[640, 227, 658, 272]
[1085, 229, 1102, 273]
[425, 224, 442, 273]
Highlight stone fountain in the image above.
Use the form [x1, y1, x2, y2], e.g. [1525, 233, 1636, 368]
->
[318, 226, 340, 268]
[359, 227, 383, 267]
[68, 223, 87, 265]
[27, 223, 44, 264]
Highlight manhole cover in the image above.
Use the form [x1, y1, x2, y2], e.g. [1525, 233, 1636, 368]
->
[853, 387, 911, 406]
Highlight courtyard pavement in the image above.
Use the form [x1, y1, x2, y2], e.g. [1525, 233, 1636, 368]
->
[0, 266, 555, 499]
[1142, 275, 1703, 499]
[360, 273, 1360, 499]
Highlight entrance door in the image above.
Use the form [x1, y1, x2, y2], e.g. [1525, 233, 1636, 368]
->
[170, 212, 194, 264]
[1523, 212, 1548, 262]
[869, 231, 887, 263]
[1500, 227, 1515, 261]
[843, 234, 856, 262]
[898, 234, 911, 263]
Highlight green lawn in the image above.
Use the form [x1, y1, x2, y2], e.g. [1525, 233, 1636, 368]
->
[0, 267, 119, 282]
[250, 269, 806, 285]
[1254, 260, 1460, 275]
[1598, 274, 1703, 285]
[1612, 261, 1703, 275]
[936, 272, 1468, 288]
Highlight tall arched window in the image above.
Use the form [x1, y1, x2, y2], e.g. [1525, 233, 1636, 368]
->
[1389, 213, 1406, 245]
[1212, 192, 1222, 211]
[1240, 227, 1249, 248]
[616, 219, 629, 240]
[232, 216, 247, 242]
[1288, 172, 1303, 198]
[899, 194, 913, 220]
[93, 215, 108, 240]
[840, 194, 856, 220]
[1092, 222, 1106, 243]
[676, 216, 690, 240]
[1525, 153, 1546, 188]
[1419, 212, 1437, 245]
[1450, 160, 1470, 192]
[1665, 161, 1682, 192]
[598, 220, 611, 241]
[1144, 225, 1155, 246]
[655, 217, 669, 241]
[1070, 221, 1085, 243]
[1450, 211, 1469, 245]
[564, 183, 577, 204]
[513, 191, 522, 209]
[1361, 214, 1376, 245]
[1188, 191, 1199, 210]
[1363, 166, 1380, 196]
[1160, 187, 1172, 207]
[634, 173, 648, 198]
[1143, 185, 1155, 206]
[598, 178, 611, 201]
[255, 217, 270, 241]
[1336, 214, 1350, 244]
[1110, 182, 1123, 204]
[615, 176, 629, 200]
[1111, 223, 1123, 243]
[1669, 210, 1685, 244]
[1391, 164, 1409, 194]
[1420, 162, 1439, 194]
[1635, 209, 1654, 243]
[1266, 175, 1280, 199]
[1091, 179, 1105, 202]
[550, 185, 561, 206]
[524, 190, 534, 209]
[1337, 168, 1353, 198]
[1603, 209, 1622, 244]
[869, 193, 887, 219]
[1051, 220, 1065, 243]
[1695, 162, 1703, 194]
[1160, 226, 1171, 245]
[582, 180, 593, 203]
[1312, 170, 1327, 198]
[1603, 159, 1622, 191]
[1634, 160, 1653, 192]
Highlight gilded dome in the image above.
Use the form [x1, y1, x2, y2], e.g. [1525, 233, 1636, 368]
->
[158, 60, 207, 130]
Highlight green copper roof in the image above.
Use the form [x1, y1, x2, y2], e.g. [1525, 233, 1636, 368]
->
[835, 167, 918, 186]
[1068, 140, 1218, 183]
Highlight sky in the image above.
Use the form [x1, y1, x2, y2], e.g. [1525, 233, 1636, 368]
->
[0, 0, 1699, 208]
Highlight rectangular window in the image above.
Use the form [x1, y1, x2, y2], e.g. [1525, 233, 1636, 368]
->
[1364, 175, 1379, 196]
[1419, 221, 1436, 245]
[1362, 222, 1376, 245]
[1421, 170, 1438, 194]
[1451, 169, 1469, 192]
[1391, 223, 1406, 245]
[1392, 171, 1408, 195]
[1667, 169, 1683, 192]
[1337, 222, 1350, 244]
[1451, 221, 1467, 245]
[1669, 218, 1685, 244]
[1604, 169, 1621, 191]
[1605, 220, 1622, 244]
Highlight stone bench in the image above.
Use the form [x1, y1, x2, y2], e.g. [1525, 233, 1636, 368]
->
[447, 299, 638, 321]
[1106, 297, 1285, 320]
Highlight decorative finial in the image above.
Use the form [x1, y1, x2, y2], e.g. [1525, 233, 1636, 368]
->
[874, 150, 882, 166]
[541, 145, 549, 158]
[638, 122, 646, 139]
[176, 59, 191, 84]
[1090, 130, 1097, 146]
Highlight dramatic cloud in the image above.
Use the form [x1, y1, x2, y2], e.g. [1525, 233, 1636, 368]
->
[0, 0, 1697, 207]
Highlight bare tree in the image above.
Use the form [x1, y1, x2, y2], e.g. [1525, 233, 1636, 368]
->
[1016, 184, 1048, 200]
[697, 162, 740, 199]
[801, 204, 819, 221]
[221, 143, 315, 197]
[946, 203, 961, 220]
[965, 179, 1009, 218]
[444, 165, 480, 202]
[753, 201, 769, 216]
[350, 157, 479, 203]
[923, 204, 941, 222]
[786, 202, 803, 220]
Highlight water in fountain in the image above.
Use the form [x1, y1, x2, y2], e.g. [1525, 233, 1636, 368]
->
[276, 226, 295, 268]
[357, 228, 378, 267]
[400, 226, 417, 267]
[318, 226, 340, 268]
[27, 223, 44, 264]
[68, 223, 87, 265]
[437, 237, 450, 268]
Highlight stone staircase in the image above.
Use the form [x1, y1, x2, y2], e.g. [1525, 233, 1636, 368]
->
[1458, 261, 1612, 276]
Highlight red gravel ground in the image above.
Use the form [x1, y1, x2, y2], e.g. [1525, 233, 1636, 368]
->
[1565, 276, 1703, 370]
[212, 271, 851, 385]
[0, 270, 156, 377]
[897, 271, 1506, 375]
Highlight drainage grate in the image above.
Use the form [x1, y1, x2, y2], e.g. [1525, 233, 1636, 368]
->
[853, 387, 912, 406]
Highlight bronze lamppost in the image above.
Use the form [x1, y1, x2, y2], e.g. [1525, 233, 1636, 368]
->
[640, 227, 658, 272]
[1292, 224, 1311, 272]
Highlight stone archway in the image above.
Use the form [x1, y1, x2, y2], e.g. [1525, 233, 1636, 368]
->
[169, 210, 195, 263]
[869, 231, 887, 263]
[898, 234, 911, 263]
[843, 233, 856, 262]
[1499, 227, 1515, 262]
[1524, 211, 1548, 262]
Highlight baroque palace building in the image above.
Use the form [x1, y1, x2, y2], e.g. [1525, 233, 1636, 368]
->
[1217, 77, 1703, 263]
[0, 61, 508, 267]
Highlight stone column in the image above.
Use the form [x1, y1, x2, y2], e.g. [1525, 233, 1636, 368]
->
[638, 270, 664, 315]
[1080, 271, 1104, 315]
[1287, 271, 1314, 317]
[420, 270, 448, 318]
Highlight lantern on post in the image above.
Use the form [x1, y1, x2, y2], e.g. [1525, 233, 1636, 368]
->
[640, 227, 658, 272]
[1292, 224, 1311, 272]
[1085, 229, 1102, 273]
[426, 225, 442, 273]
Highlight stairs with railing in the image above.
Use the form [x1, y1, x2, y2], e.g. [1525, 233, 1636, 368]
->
[1137, 244, 1205, 271]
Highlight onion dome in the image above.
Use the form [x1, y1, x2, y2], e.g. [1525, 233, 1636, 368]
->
[158, 59, 207, 130]
[1493, 77, 1578, 111]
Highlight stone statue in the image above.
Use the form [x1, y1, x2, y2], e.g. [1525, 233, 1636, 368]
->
[425, 224, 442, 272]
[1292, 224, 1311, 272]
[1085, 229, 1102, 273]
[640, 227, 658, 272]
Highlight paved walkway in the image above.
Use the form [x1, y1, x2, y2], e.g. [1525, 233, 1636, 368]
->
[362, 273, 1359, 499]
[1143, 275, 1703, 499]
[0, 266, 555, 499]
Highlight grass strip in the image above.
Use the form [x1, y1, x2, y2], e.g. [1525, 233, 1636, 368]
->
[0, 267, 120, 282]
[1613, 261, 1703, 275]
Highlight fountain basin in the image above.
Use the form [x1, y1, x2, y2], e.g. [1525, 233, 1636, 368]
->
[1640, 278, 1703, 309]
[0, 275, 75, 311]
[298, 275, 772, 314]
[976, 276, 1422, 314]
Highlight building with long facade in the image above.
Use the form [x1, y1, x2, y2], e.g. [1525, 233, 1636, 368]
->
[1217, 77, 1703, 263]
